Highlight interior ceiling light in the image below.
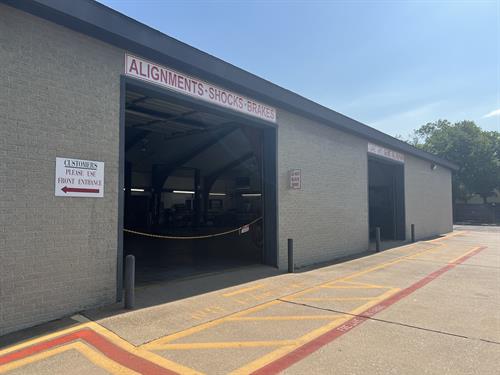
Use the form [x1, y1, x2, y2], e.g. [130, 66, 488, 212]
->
[241, 193, 261, 197]
[173, 190, 195, 194]
[131, 188, 145, 192]
[209, 192, 226, 196]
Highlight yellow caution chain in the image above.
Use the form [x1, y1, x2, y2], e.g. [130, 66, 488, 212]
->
[124, 217, 262, 240]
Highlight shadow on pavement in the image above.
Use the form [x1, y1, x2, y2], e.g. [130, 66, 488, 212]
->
[83, 264, 282, 321]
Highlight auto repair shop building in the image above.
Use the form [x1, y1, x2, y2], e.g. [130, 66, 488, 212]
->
[0, 0, 457, 335]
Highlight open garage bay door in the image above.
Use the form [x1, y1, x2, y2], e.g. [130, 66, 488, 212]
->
[368, 157, 405, 241]
[121, 84, 277, 286]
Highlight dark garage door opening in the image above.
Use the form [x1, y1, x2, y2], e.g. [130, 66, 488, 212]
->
[122, 85, 276, 285]
[368, 157, 405, 241]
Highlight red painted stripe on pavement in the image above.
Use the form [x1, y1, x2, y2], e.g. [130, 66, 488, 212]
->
[0, 328, 178, 375]
[0, 331, 76, 365]
[79, 329, 177, 375]
[251, 246, 487, 375]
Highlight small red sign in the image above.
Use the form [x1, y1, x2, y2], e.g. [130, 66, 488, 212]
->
[289, 169, 301, 189]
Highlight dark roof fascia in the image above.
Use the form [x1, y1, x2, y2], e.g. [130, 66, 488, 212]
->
[3, 0, 459, 170]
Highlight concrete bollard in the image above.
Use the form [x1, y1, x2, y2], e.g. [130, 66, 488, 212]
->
[375, 227, 381, 252]
[288, 238, 294, 273]
[411, 224, 416, 243]
[124, 254, 135, 309]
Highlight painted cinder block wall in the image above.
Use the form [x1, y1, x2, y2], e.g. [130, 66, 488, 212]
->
[276, 110, 370, 269]
[404, 154, 453, 240]
[276, 111, 454, 269]
[0, 3, 453, 335]
[0, 5, 123, 335]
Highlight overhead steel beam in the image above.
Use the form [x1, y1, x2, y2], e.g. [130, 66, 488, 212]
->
[153, 127, 238, 189]
[126, 96, 149, 107]
[125, 129, 151, 151]
[126, 106, 205, 129]
[159, 125, 232, 142]
[202, 151, 254, 221]
[206, 151, 254, 183]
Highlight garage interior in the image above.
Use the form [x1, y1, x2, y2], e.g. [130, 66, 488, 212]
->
[368, 157, 405, 241]
[123, 86, 273, 285]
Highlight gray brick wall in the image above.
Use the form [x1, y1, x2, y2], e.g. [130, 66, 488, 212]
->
[0, 3, 454, 335]
[0, 5, 123, 335]
[404, 154, 453, 240]
[276, 110, 369, 269]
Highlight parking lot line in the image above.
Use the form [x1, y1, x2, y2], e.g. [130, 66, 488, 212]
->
[0, 233, 485, 375]
[231, 288, 399, 375]
[0, 342, 138, 375]
[228, 316, 338, 321]
[223, 284, 267, 297]
[248, 246, 487, 375]
[156, 340, 297, 350]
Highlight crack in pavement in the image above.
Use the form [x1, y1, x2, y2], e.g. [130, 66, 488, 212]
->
[278, 298, 500, 346]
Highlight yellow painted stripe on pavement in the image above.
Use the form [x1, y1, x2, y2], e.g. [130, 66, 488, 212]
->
[142, 300, 281, 349]
[88, 322, 204, 375]
[295, 297, 377, 302]
[147, 241, 445, 350]
[0, 321, 203, 375]
[0, 324, 87, 357]
[228, 315, 341, 321]
[0, 342, 139, 375]
[153, 340, 297, 350]
[320, 284, 384, 289]
[448, 246, 482, 264]
[286, 244, 445, 302]
[230, 288, 399, 374]
[222, 284, 266, 297]
[427, 230, 465, 243]
[334, 280, 393, 288]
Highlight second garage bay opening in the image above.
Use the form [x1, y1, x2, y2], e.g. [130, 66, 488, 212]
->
[368, 156, 405, 242]
[121, 83, 277, 286]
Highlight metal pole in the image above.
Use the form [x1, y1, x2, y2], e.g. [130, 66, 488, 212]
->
[411, 224, 416, 243]
[124, 254, 135, 309]
[288, 238, 294, 273]
[375, 227, 381, 252]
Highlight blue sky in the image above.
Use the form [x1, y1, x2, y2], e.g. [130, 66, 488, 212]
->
[99, 0, 499, 136]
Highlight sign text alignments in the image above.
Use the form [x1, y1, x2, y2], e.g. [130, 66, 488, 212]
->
[125, 54, 276, 123]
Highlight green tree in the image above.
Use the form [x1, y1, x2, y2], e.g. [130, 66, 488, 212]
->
[407, 120, 500, 204]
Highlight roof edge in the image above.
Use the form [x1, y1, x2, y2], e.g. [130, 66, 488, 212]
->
[2, 0, 459, 170]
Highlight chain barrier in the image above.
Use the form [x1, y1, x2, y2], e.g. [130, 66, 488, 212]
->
[123, 217, 262, 240]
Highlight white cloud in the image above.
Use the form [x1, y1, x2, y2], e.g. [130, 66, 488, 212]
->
[483, 108, 500, 118]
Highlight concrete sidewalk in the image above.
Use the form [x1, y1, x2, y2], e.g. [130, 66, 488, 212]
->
[0, 226, 498, 374]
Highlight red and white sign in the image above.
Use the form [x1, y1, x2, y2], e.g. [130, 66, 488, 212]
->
[125, 54, 276, 123]
[289, 169, 302, 189]
[368, 143, 405, 163]
[55, 157, 104, 197]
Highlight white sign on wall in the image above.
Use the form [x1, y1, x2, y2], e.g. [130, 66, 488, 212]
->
[55, 157, 104, 197]
[289, 169, 302, 189]
[124, 54, 277, 123]
[368, 143, 405, 163]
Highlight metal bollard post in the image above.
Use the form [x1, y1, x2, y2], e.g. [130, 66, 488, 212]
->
[375, 227, 381, 253]
[288, 238, 294, 273]
[124, 254, 135, 309]
[411, 224, 416, 243]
